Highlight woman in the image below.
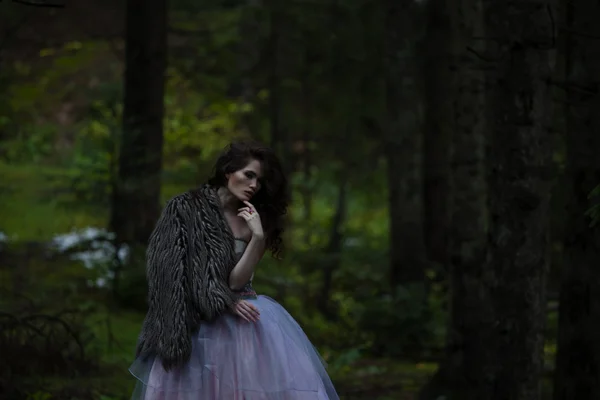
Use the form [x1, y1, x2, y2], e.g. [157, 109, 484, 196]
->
[129, 141, 339, 399]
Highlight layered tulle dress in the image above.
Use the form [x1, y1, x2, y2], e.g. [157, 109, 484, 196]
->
[129, 239, 339, 400]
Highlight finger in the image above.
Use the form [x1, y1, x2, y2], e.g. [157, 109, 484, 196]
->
[238, 207, 250, 212]
[239, 303, 256, 321]
[237, 211, 251, 219]
[235, 310, 249, 322]
[235, 307, 251, 322]
[240, 307, 256, 322]
[249, 306, 260, 321]
[245, 303, 260, 319]
[240, 210, 257, 219]
[246, 303, 260, 314]
[241, 303, 260, 321]
[243, 201, 254, 209]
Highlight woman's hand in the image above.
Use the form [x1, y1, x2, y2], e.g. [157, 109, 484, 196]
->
[238, 201, 264, 239]
[231, 300, 260, 322]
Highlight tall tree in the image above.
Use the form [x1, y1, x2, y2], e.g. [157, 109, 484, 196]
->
[418, 0, 490, 397]
[110, 0, 167, 246]
[553, 0, 600, 397]
[236, 0, 261, 136]
[266, 0, 287, 163]
[317, 176, 347, 319]
[420, 0, 453, 268]
[483, 0, 556, 397]
[384, 0, 427, 289]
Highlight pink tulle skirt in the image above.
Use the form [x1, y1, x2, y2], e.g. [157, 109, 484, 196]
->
[129, 295, 339, 399]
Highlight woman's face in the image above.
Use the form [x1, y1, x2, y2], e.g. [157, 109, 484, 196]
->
[226, 159, 263, 202]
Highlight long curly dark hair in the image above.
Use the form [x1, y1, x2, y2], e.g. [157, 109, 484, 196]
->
[207, 141, 290, 258]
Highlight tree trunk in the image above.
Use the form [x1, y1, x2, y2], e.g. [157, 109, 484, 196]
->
[110, 0, 167, 246]
[418, 0, 490, 397]
[236, 0, 261, 136]
[484, 0, 556, 398]
[300, 48, 313, 246]
[444, 0, 492, 395]
[267, 1, 282, 156]
[317, 177, 347, 320]
[420, 0, 453, 268]
[385, 0, 427, 289]
[553, 0, 600, 397]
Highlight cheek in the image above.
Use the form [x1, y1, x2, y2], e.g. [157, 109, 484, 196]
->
[229, 173, 245, 188]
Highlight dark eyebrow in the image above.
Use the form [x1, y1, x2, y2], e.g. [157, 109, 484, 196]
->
[246, 169, 262, 178]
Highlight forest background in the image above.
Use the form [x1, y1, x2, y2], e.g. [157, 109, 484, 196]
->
[1, 0, 599, 399]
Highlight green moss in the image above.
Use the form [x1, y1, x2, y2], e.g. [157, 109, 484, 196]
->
[0, 162, 105, 240]
[85, 310, 145, 399]
[0, 162, 200, 241]
[86, 310, 144, 365]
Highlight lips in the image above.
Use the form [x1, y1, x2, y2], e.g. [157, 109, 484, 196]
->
[244, 190, 254, 198]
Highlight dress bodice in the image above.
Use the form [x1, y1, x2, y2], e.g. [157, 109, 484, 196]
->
[233, 238, 249, 258]
[232, 238, 257, 299]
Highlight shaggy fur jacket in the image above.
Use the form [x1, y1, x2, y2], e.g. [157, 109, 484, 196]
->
[135, 184, 240, 370]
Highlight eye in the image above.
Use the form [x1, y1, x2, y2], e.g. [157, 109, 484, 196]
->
[245, 171, 256, 179]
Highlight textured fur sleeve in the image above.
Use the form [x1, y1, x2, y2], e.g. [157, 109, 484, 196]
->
[189, 187, 240, 321]
[143, 194, 192, 371]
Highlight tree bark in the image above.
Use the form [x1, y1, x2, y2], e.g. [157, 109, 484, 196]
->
[385, 0, 427, 289]
[484, 0, 556, 398]
[236, 0, 261, 136]
[317, 178, 347, 320]
[267, 0, 284, 159]
[418, 0, 490, 397]
[445, 0, 493, 395]
[420, 0, 453, 268]
[553, 0, 600, 397]
[110, 0, 167, 246]
[300, 45, 313, 246]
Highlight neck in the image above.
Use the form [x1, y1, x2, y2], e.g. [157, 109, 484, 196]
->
[217, 186, 240, 211]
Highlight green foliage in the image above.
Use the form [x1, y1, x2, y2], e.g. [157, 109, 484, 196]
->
[163, 68, 250, 176]
[1, 41, 115, 165]
[44, 94, 120, 213]
[5, 69, 252, 216]
[8, 41, 108, 114]
[0, 162, 105, 240]
[0, 124, 58, 163]
[26, 392, 53, 400]
[359, 283, 447, 358]
[0, 257, 100, 399]
[0, 239, 145, 400]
